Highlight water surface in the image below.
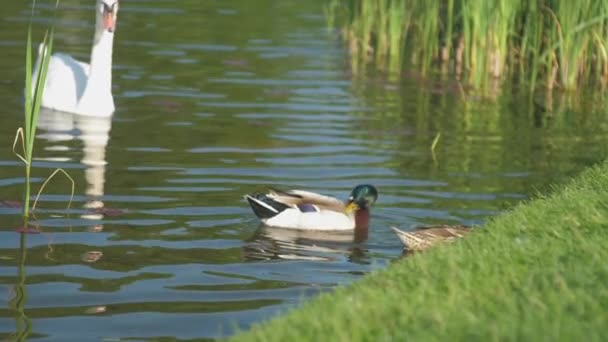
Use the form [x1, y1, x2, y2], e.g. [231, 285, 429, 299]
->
[1, 0, 608, 340]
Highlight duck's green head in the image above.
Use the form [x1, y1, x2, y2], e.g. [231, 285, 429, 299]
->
[346, 184, 378, 212]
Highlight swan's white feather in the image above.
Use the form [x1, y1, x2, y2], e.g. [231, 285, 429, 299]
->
[34, 50, 116, 117]
[30, 0, 116, 117]
[33, 52, 89, 113]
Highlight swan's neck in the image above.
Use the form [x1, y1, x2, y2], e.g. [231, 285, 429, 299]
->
[85, 30, 114, 95]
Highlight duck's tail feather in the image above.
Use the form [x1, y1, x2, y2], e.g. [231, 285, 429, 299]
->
[245, 194, 290, 219]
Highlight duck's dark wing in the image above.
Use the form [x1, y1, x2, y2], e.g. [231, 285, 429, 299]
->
[245, 188, 345, 220]
[245, 194, 291, 219]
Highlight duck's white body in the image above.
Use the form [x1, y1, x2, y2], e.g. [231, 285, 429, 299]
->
[262, 208, 356, 231]
[31, 0, 118, 117]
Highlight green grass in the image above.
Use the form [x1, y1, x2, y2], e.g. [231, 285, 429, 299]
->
[328, 0, 608, 94]
[232, 161, 608, 341]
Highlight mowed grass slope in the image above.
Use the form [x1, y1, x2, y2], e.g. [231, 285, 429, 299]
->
[233, 162, 608, 341]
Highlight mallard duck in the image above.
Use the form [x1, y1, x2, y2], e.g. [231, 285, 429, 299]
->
[244, 184, 378, 230]
[391, 225, 471, 251]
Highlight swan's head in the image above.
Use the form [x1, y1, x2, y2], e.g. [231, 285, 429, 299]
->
[98, 0, 119, 33]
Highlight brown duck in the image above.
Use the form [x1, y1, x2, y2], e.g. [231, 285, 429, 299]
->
[391, 225, 471, 251]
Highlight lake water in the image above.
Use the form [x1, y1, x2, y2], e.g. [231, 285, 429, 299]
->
[1, 1, 608, 340]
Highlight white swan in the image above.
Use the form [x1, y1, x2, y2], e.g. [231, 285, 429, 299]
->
[32, 0, 119, 117]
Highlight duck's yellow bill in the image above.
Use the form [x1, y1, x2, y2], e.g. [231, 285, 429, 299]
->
[345, 201, 359, 213]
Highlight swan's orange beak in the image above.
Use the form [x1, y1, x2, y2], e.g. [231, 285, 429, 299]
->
[102, 2, 118, 33]
[103, 12, 116, 33]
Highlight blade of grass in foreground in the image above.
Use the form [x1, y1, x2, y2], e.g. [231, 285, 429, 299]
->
[20, 0, 60, 219]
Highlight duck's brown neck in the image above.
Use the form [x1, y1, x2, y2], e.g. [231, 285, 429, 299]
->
[354, 209, 370, 242]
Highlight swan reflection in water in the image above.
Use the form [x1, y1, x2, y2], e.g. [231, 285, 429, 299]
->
[243, 225, 370, 264]
[36, 109, 112, 232]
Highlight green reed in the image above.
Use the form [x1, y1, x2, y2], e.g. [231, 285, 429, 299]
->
[327, 0, 608, 94]
[16, 0, 70, 219]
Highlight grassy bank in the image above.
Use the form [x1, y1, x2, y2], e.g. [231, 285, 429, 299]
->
[232, 161, 608, 341]
[327, 0, 608, 93]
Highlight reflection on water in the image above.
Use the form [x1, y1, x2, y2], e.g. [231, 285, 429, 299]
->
[8, 234, 30, 341]
[244, 225, 369, 263]
[37, 109, 112, 232]
[0, 0, 608, 340]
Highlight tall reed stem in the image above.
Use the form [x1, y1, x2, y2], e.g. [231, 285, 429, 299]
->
[21, 0, 59, 218]
[328, 0, 608, 95]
